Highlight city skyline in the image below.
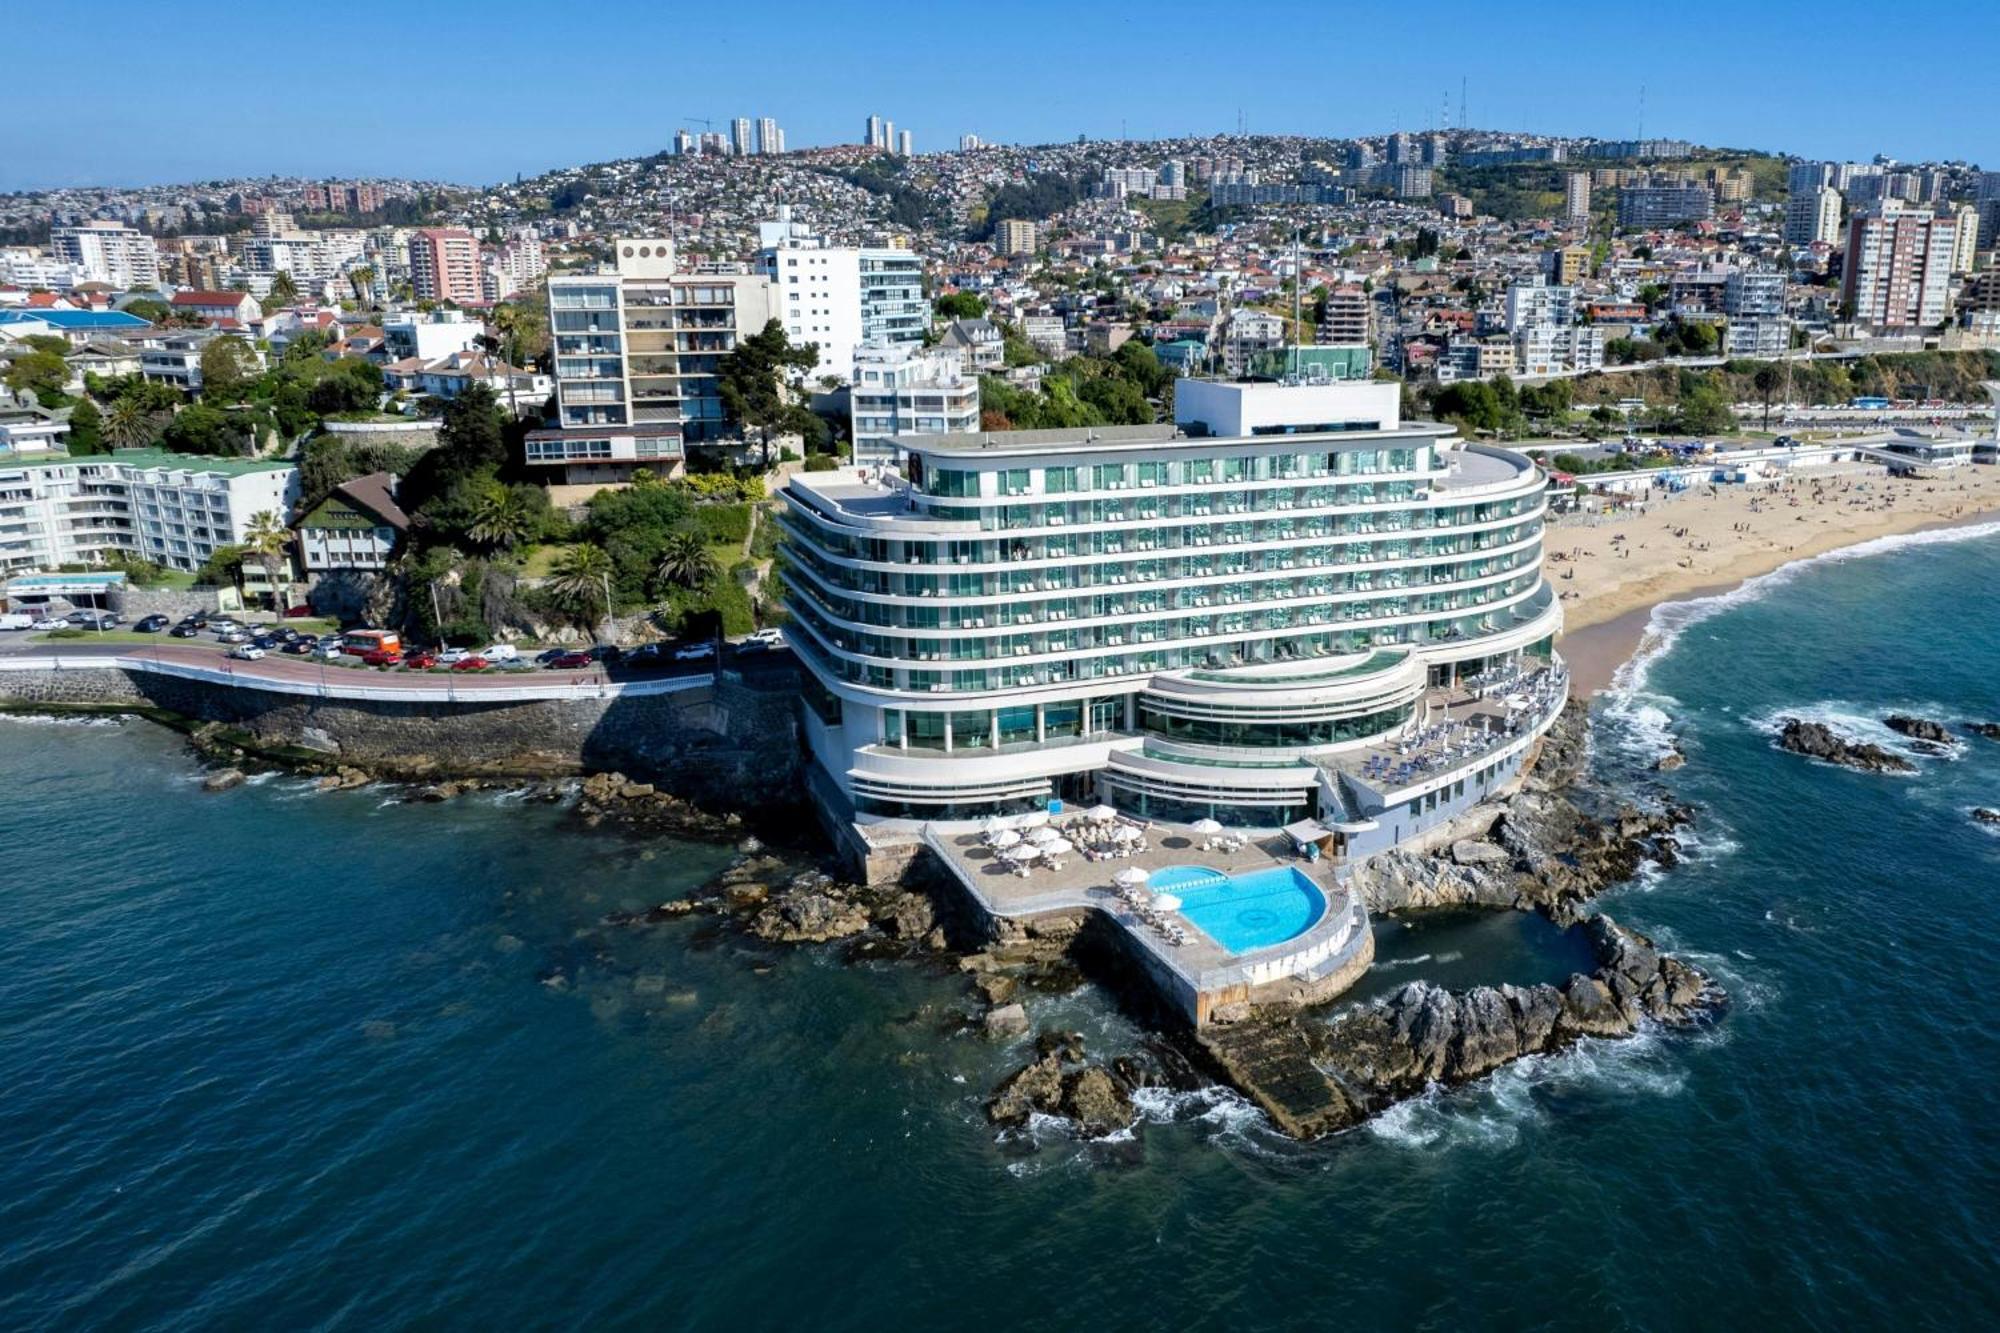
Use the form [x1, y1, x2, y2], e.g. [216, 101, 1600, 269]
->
[6, 0, 1996, 191]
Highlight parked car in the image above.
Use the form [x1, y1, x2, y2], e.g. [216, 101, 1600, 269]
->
[66, 610, 119, 629]
[314, 639, 346, 659]
[30, 617, 66, 631]
[251, 634, 284, 651]
[134, 615, 170, 633]
[215, 628, 249, 644]
[404, 650, 439, 670]
[545, 650, 593, 669]
[0, 613, 34, 631]
[170, 621, 202, 639]
[181, 612, 210, 628]
[281, 638, 317, 655]
[228, 644, 266, 661]
[745, 628, 785, 648]
[477, 643, 519, 663]
[436, 647, 473, 665]
[534, 647, 570, 666]
[672, 641, 716, 662]
[450, 656, 490, 672]
[623, 643, 664, 667]
[587, 643, 622, 664]
[361, 648, 403, 667]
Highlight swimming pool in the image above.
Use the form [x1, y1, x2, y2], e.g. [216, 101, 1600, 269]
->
[1148, 864, 1326, 954]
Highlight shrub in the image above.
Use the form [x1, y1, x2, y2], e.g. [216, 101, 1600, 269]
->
[803, 453, 838, 472]
[691, 503, 752, 546]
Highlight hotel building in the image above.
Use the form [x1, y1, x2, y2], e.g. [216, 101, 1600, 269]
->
[779, 379, 1564, 855]
[849, 344, 980, 467]
[527, 238, 776, 496]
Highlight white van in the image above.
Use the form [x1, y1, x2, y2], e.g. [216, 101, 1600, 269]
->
[0, 612, 34, 631]
[477, 643, 520, 663]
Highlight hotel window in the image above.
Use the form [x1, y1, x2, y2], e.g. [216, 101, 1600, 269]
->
[1043, 702, 1082, 739]
[1044, 466, 1078, 494]
[997, 706, 1036, 746]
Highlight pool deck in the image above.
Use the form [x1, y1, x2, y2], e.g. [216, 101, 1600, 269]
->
[921, 823, 1373, 1025]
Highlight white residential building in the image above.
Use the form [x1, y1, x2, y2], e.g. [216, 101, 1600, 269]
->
[50, 222, 159, 289]
[0, 247, 88, 290]
[755, 206, 928, 379]
[0, 450, 298, 575]
[777, 378, 1563, 847]
[528, 237, 778, 495]
[1784, 186, 1842, 248]
[849, 344, 979, 467]
[1841, 202, 1955, 333]
[1503, 280, 1576, 334]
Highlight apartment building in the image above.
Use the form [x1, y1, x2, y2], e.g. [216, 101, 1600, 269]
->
[50, 222, 159, 289]
[1564, 173, 1592, 224]
[777, 379, 1562, 842]
[849, 344, 979, 467]
[755, 206, 928, 378]
[528, 237, 777, 495]
[1784, 186, 1842, 248]
[407, 228, 484, 306]
[293, 471, 408, 573]
[0, 450, 297, 575]
[995, 219, 1039, 257]
[1841, 203, 1955, 333]
[1503, 280, 1576, 334]
[1315, 285, 1371, 346]
[1617, 184, 1715, 230]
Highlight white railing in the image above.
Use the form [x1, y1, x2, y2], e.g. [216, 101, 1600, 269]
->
[0, 653, 713, 705]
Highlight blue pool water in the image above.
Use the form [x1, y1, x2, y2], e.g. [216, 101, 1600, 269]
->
[1149, 864, 1326, 952]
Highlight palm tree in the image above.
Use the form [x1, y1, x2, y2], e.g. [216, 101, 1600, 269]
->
[547, 543, 613, 631]
[243, 510, 290, 609]
[654, 530, 719, 592]
[104, 396, 157, 448]
[266, 271, 299, 307]
[347, 265, 376, 305]
[465, 481, 534, 552]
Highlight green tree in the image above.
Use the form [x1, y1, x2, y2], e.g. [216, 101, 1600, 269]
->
[65, 399, 104, 455]
[717, 320, 820, 468]
[198, 336, 257, 402]
[266, 271, 299, 307]
[545, 542, 613, 630]
[104, 394, 159, 448]
[159, 404, 248, 456]
[4, 349, 68, 404]
[464, 479, 537, 552]
[243, 510, 291, 607]
[654, 529, 720, 592]
[934, 291, 987, 320]
[1753, 364, 1782, 428]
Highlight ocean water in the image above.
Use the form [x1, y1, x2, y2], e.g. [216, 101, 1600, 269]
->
[5, 525, 2000, 1330]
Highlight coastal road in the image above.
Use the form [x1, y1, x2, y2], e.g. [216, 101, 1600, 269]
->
[0, 636, 770, 694]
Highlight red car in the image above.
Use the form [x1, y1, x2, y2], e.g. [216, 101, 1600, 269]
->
[404, 650, 439, 670]
[548, 650, 593, 669]
[450, 656, 490, 672]
[361, 648, 403, 667]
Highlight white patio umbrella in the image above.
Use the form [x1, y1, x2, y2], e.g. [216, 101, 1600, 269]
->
[1111, 824, 1141, 843]
[1114, 866, 1149, 887]
[980, 815, 1010, 837]
[1190, 817, 1224, 835]
[1026, 824, 1062, 844]
[1152, 893, 1183, 913]
[1086, 804, 1118, 821]
[1019, 809, 1050, 829]
[1043, 837, 1074, 856]
[990, 828, 1021, 849]
[1006, 841, 1042, 860]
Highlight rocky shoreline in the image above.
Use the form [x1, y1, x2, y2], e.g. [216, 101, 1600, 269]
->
[162, 694, 1717, 1148]
[1775, 718, 1915, 773]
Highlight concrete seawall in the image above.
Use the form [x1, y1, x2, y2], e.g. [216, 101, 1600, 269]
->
[0, 661, 800, 812]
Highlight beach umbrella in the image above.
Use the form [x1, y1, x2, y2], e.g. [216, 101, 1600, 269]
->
[1190, 817, 1224, 834]
[1043, 837, 1073, 856]
[1112, 824, 1140, 843]
[1019, 809, 1050, 829]
[1152, 893, 1183, 913]
[1114, 866, 1149, 887]
[990, 828, 1021, 849]
[1007, 841, 1042, 860]
[1086, 804, 1118, 821]
[1026, 824, 1061, 844]
[980, 815, 1010, 836]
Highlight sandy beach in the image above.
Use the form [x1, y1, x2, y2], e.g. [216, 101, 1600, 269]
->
[1552, 461, 2000, 695]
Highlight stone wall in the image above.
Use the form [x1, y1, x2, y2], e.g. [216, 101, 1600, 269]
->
[0, 665, 801, 812]
[112, 585, 231, 622]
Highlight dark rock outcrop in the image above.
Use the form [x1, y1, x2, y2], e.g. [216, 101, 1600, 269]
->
[1973, 808, 2000, 827]
[986, 1030, 1136, 1138]
[1963, 722, 2000, 741]
[1776, 719, 1915, 774]
[200, 768, 246, 792]
[1884, 714, 1952, 744]
[749, 886, 872, 943]
[1197, 916, 1717, 1139]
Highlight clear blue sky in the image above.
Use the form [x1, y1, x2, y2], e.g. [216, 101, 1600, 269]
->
[5, 0, 1992, 190]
